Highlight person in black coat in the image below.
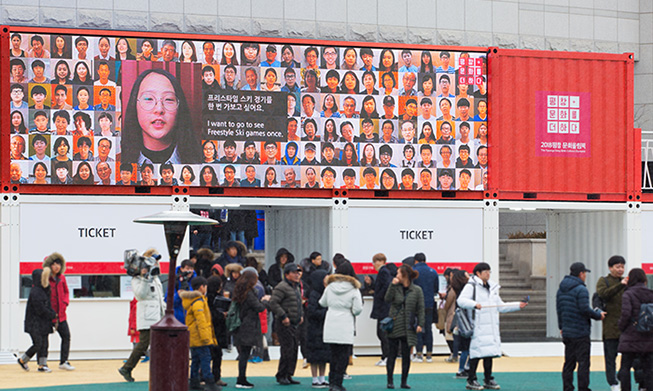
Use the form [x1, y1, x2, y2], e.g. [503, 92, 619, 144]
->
[370, 253, 397, 366]
[268, 248, 295, 289]
[306, 269, 330, 387]
[207, 276, 229, 387]
[18, 268, 57, 372]
[232, 269, 270, 388]
[617, 268, 653, 391]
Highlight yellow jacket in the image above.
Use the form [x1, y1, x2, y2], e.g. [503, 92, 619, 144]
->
[180, 290, 217, 347]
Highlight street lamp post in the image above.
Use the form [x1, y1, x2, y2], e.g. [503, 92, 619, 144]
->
[133, 210, 217, 391]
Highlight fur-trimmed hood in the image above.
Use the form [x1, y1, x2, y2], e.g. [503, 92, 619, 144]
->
[326, 273, 361, 289]
[225, 263, 243, 276]
[179, 290, 203, 310]
[42, 252, 66, 275]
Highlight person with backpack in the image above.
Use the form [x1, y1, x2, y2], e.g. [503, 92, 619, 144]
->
[207, 276, 229, 387]
[458, 262, 527, 390]
[596, 255, 627, 391]
[617, 268, 653, 391]
[557, 262, 606, 391]
[231, 269, 270, 388]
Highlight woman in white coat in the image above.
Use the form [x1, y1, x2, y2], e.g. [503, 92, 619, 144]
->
[457, 262, 527, 390]
[319, 261, 363, 391]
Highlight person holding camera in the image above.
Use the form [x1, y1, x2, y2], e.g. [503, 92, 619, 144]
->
[119, 249, 165, 383]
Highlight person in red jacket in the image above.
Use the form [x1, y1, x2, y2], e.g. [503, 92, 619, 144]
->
[42, 252, 74, 371]
[127, 298, 149, 363]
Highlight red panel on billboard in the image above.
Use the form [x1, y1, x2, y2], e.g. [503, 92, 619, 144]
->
[488, 48, 636, 201]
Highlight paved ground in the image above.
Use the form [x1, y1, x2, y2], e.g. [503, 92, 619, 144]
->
[0, 355, 619, 390]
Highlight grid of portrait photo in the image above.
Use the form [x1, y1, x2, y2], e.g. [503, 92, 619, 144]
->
[8, 32, 488, 191]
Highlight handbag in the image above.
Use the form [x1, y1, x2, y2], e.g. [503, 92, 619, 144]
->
[436, 300, 446, 331]
[453, 283, 476, 338]
[380, 316, 394, 332]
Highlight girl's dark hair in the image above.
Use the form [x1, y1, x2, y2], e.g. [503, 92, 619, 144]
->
[220, 42, 239, 65]
[450, 269, 469, 296]
[33, 161, 48, 175]
[420, 51, 433, 73]
[361, 95, 379, 119]
[398, 264, 418, 282]
[53, 136, 70, 152]
[339, 71, 360, 94]
[122, 68, 199, 164]
[181, 40, 197, 62]
[361, 143, 378, 166]
[322, 93, 339, 113]
[419, 121, 436, 142]
[233, 269, 259, 304]
[199, 165, 218, 186]
[378, 49, 397, 72]
[179, 165, 196, 182]
[116, 37, 135, 59]
[335, 259, 357, 279]
[73, 161, 94, 184]
[342, 142, 359, 165]
[11, 110, 27, 133]
[72, 61, 92, 85]
[627, 268, 647, 287]
[264, 166, 278, 186]
[323, 118, 338, 141]
[53, 60, 71, 83]
[381, 169, 398, 190]
[52, 35, 71, 58]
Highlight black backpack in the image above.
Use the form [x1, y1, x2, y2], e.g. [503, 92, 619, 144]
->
[635, 303, 653, 332]
[591, 277, 609, 311]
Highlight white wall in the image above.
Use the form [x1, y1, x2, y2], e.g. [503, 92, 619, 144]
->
[545, 209, 639, 340]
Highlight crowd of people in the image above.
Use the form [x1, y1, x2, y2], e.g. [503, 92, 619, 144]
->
[17, 248, 653, 391]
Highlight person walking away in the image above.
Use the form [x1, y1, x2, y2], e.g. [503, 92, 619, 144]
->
[119, 249, 166, 382]
[384, 264, 425, 389]
[42, 253, 75, 370]
[458, 262, 527, 390]
[207, 276, 229, 387]
[557, 262, 605, 391]
[445, 269, 472, 379]
[180, 277, 220, 391]
[18, 268, 57, 372]
[370, 253, 397, 367]
[232, 269, 270, 388]
[306, 269, 331, 388]
[617, 268, 653, 391]
[597, 255, 627, 391]
[127, 297, 150, 363]
[270, 263, 304, 385]
[441, 268, 458, 363]
[412, 252, 438, 363]
[320, 262, 364, 391]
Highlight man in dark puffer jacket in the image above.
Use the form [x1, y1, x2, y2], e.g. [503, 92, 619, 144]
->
[557, 262, 605, 391]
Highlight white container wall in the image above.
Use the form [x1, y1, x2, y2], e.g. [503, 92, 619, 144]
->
[264, 207, 333, 269]
[545, 210, 640, 340]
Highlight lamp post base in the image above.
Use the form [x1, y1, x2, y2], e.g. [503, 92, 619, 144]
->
[149, 314, 189, 391]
